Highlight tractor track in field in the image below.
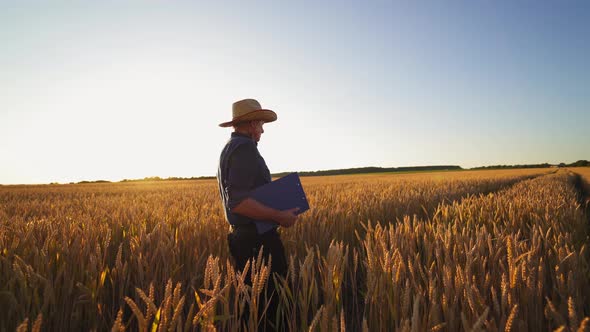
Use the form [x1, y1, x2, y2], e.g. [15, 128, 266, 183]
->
[438, 170, 556, 214]
[341, 170, 557, 331]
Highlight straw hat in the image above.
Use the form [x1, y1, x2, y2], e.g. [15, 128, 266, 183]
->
[219, 99, 277, 127]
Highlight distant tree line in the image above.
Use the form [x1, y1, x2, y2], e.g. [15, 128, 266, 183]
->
[273, 165, 463, 178]
[72, 176, 215, 184]
[118, 176, 215, 183]
[471, 160, 589, 170]
[567, 160, 590, 167]
[471, 163, 551, 170]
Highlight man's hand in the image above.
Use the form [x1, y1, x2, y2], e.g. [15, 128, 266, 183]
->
[275, 207, 300, 228]
[232, 198, 300, 227]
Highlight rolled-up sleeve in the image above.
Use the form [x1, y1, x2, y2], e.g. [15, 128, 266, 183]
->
[226, 143, 258, 210]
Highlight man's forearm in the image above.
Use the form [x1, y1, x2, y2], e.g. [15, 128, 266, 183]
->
[232, 198, 283, 225]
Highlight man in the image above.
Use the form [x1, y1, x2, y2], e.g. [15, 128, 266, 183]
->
[217, 98, 299, 330]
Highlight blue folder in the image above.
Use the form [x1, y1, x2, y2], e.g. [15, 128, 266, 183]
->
[250, 172, 310, 234]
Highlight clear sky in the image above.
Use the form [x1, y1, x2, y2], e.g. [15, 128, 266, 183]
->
[1, 1, 588, 184]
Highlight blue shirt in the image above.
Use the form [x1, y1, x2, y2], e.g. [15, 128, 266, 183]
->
[217, 132, 272, 226]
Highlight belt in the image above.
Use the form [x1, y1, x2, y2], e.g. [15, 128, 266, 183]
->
[229, 222, 258, 234]
[230, 223, 280, 237]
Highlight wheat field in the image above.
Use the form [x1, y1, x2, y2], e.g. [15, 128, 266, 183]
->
[1, 168, 589, 331]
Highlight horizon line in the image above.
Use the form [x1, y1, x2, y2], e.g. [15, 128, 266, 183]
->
[2, 160, 588, 186]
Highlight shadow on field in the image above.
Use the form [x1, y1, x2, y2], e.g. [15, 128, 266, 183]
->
[571, 172, 590, 261]
[572, 172, 590, 218]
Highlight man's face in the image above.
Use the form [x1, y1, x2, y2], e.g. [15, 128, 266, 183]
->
[250, 120, 265, 142]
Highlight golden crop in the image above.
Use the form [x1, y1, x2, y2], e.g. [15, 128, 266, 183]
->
[1, 168, 588, 331]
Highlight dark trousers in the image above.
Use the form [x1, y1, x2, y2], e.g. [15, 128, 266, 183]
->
[227, 225, 288, 331]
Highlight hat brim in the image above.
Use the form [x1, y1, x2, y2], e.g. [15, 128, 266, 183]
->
[219, 109, 277, 127]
